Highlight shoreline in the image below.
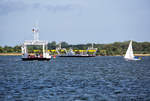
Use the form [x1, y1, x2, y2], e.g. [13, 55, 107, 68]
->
[0, 53, 150, 56]
[0, 53, 22, 56]
[134, 54, 150, 56]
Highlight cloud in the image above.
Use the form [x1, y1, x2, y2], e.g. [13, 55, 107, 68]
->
[0, 0, 28, 15]
[44, 4, 78, 12]
[0, 0, 82, 15]
[30, 2, 81, 13]
[32, 3, 41, 9]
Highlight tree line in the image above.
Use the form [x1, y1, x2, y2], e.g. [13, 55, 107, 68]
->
[0, 41, 150, 56]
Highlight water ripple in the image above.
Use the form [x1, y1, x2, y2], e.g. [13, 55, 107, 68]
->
[0, 56, 150, 101]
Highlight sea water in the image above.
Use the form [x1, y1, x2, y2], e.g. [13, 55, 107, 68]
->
[0, 56, 150, 101]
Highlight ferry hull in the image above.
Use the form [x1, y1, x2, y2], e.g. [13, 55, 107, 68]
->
[59, 55, 96, 57]
[22, 58, 51, 61]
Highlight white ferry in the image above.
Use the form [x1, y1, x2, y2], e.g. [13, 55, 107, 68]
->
[21, 25, 51, 61]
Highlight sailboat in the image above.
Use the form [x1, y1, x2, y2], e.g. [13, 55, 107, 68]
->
[124, 40, 141, 61]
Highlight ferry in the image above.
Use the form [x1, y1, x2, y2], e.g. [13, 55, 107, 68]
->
[21, 25, 51, 61]
[56, 43, 97, 57]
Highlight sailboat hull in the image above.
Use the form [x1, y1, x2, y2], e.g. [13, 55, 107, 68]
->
[124, 57, 140, 61]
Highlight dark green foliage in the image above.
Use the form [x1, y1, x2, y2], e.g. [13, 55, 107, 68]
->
[3, 46, 14, 53]
[13, 45, 21, 53]
[48, 41, 56, 49]
[61, 41, 69, 48]
[0, 46, 3, 53]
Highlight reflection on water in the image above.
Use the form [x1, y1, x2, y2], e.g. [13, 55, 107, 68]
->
[0, 56, 150, 101]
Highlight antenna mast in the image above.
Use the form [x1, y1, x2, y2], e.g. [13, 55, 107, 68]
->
[32, 23, 39, 41]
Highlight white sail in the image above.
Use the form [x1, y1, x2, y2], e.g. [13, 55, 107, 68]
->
[124, 40, 134, 59]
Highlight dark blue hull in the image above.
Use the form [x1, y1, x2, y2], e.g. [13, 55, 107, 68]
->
[22, 58, 51, 61]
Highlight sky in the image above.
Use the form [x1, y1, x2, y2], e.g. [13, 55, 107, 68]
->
[0, 0, 150, 46]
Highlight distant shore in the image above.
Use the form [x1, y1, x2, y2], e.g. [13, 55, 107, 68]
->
[134, 54, 150, 56]
[0, 53, 150, 56]
[0, 53, 22, 56]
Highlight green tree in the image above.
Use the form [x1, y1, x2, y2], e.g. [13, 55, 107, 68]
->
[0, 46, 4, 53]
[48, 41, 56, 49]
[61, 41, 69, 48]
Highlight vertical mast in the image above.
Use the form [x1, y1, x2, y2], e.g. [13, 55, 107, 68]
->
[32, 24, 39, 41]
[59, 43, 61, 49]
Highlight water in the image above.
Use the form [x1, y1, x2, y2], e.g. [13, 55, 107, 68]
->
[0, 56, 150, 101]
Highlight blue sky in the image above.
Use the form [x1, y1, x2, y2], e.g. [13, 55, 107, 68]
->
[0, 0, 150, 46]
